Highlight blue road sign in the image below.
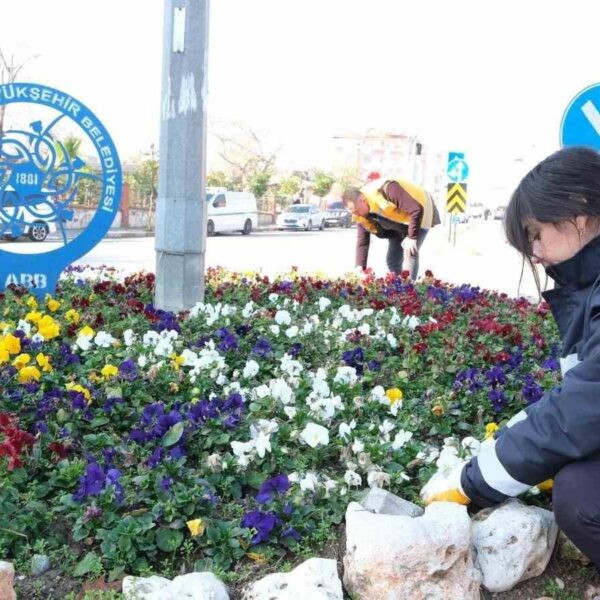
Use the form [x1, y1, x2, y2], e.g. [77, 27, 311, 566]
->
[447, 152, 469, 182]
[0, 83, 122, 297]
[560, 83, 600, 150]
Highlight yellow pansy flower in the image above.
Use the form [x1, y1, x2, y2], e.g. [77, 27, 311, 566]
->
[186, 518, 205, 537]
[0, 321, 11, 332]
[101, 364, 118, 379]
[47, 298, 61, 312]
[1, 333, 21, 355]
[26, 296, 38, 309]
[65, 309, 80, 324]
[484, 422, 499, 440]
[170, 353, 185, 371]
[247, 552, 267, 564]
[79, 325, 95, 338]
[385, 387, 404, 405]
[12, 353, 31, 370]
[37, 315, 60, 340]
[66, 382, 92, 403]
[25, 311, 42, 323]
[0, 348, 9, 364]
[18, 365, 41, 383]
[36, 353, 53, 373]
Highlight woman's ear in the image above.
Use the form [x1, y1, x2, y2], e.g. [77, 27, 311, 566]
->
[575, 214, 588, 235]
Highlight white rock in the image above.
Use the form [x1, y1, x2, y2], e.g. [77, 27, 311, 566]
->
[123, 575, 173, 600]
[123, 572, 229, 600]
[242, 557, 342, 600]
[360, 488, 424, 517]
[171, 572, 229, 599]
[471, 499, 558, 593]
[343, 501, 480, 600]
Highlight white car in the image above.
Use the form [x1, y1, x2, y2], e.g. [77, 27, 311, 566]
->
[276, 204, 325, 231]
[206, 189, 258, 235]
[0, 194, 57, 242]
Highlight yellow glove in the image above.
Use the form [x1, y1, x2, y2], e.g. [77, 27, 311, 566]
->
[536, 479, 553, 492]
[420, 462, 471, 506]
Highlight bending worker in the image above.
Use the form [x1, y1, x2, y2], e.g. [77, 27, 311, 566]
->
[343, 175, 439, 279]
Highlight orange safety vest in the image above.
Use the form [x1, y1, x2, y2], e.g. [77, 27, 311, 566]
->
[352, 177, 437, 234]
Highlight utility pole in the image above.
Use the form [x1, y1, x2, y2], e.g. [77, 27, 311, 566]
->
[155, 0, 209, 311]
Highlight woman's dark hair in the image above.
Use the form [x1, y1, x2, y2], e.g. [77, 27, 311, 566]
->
[505, 146, 600, 257]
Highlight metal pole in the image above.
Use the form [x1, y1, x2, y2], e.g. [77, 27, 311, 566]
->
[154, 0, 209, 311]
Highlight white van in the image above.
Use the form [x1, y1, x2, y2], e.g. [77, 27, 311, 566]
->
[206, 188, 258, 235]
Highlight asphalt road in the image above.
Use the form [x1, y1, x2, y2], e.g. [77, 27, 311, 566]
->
[0, 221, 544, 299]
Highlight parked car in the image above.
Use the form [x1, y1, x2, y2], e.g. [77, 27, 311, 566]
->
[0, 193, 57, 242]
[322, 201, 352, 228]
[276, 204, 324, 231]
[467, 203, 484, 220]
[206, 189, 258, 235]
[494, 205, 506, 220]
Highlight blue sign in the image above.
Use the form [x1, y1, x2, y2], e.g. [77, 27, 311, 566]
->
[447, 152, 469, 182]
[560, 83, 600, 150]
[0, 83, 122, 297]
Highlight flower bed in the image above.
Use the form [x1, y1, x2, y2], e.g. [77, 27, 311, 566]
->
[0, 267, 560, 582]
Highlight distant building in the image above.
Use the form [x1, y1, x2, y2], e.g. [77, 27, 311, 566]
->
[331, 129, 446, 211]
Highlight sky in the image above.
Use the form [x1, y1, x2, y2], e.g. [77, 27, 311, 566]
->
[1, 0, 600, 201]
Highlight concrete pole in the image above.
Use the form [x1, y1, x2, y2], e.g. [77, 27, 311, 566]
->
[154, 0, 209, 311]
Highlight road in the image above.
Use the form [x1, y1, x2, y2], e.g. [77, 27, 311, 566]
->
[1, 221, 545, 299]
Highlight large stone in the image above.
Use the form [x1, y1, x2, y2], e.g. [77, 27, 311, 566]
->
[471, 499, 558, 593]
[0, 561, 16, 600]
[123, 575, 173, 600]
[123, 572, 229, 599]
[171, 572, 229, 599]
[343, 501, 480, 600]
[242, 557, 342, 600]
[360, 488, 424, 517]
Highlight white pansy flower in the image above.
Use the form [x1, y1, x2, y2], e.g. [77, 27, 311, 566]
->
[370, 385, 387, 403]
[242, 301, 254, 318]
[333, 366, 358, 385]
[378, 420, 395, 440]
[344, 470, 362, 487]
[268, 293, 279, 303]
[269, 378, 294, 404]
[300, 422, 329, 448]
[31, 333, 44, 343]
[300, 472, 319, 493]
[386, 333, 398, 349]
[143, 330, 160, 347]
[75, 333, 93, 352]
[243, 359, 260, 378]
[254, 384, 270, 399]
[275, 310, 291, 325]
[338, 420, 356, 440]
[280, 354, 303, 377]
[283, 406, 297, 420]
[288, 472, 300, 483]
[269, 324, 280, 336]
[402, 315, 421, 330]
[351, 439, 365, 454]
[318, 297, 331, 312]
[123, 329, 136, 347]
[94, 331, 115, 348]
[215, 373, 227, 386]
[322, 478, 337, 497]
[312, 377, 330, 397]
[137, 355, 148, 368]
[392, 430, 413, 450]
[358, 323, 370, 336]
[285, 325, 299, 338]
[254, 431, 271, 458]
[367, 471, 391, 489]
[17, 320, 31, 335]
[180, 349, 198, 367]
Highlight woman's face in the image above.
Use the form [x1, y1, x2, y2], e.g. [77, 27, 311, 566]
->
[525, 216, 591, 267]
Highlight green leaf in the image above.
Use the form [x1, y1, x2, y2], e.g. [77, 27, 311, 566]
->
[74, 552, 102, 577]
[156, 528, 183, 552]
[106, 386, 123, 399]
[162, 422, 184, 447]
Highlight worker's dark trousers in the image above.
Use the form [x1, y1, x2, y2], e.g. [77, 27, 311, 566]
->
[386, 229, 428, 280]
[553, 452, 600, 568]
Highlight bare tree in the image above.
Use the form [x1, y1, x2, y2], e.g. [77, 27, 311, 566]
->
[209, 121, 279, 191]
[0, 47, 38, 136]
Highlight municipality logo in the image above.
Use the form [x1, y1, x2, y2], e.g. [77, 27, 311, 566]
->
[0, 83, 122, 295]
